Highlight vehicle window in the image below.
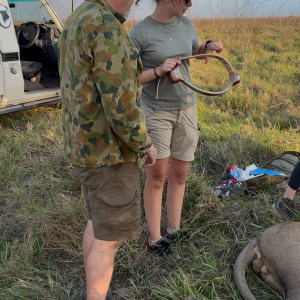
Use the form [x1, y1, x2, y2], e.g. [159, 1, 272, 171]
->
[8, 0, 53, 25]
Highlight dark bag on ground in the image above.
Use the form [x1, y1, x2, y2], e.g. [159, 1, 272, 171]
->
[246, 151, 300, 190]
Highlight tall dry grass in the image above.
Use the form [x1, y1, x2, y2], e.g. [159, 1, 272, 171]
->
[1, 15, 300, 300]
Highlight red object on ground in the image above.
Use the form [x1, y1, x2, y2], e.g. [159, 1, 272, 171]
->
[226, 165, 236, 174]
[226, 165, 236, 179]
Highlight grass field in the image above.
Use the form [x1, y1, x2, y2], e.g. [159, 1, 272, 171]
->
[1, 16, 300, 300]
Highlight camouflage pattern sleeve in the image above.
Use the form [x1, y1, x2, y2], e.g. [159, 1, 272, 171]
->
[88, 22, 152, 155]
[58, 0, 152, 167]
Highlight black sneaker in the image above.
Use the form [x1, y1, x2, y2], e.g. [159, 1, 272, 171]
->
[80, 283, 112, 300]
[165, 229, 197, 251]
[148, 237, 181, 261]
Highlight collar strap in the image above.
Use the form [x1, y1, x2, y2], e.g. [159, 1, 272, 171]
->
[155, 54, 241, 99]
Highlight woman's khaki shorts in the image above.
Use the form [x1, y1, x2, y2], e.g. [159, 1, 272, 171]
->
[75, 162, 141, 242]
[142, 103, 200, 161]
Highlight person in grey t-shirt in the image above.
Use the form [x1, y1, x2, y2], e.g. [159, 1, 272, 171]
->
[130, 0, 223, 259]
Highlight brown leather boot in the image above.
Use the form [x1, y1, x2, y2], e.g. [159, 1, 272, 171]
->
[272, 196, 295, 218]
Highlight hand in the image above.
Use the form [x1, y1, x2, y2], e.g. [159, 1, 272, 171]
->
[156, 58, 181, 77]
[142, 145, 157, 168]
[205, 41, 223, 64]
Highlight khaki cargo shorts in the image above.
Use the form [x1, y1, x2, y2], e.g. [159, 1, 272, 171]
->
[142, 103, 200, 161]
[74, 162, 141, 242]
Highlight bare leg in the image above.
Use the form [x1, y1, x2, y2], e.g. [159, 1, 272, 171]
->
[144, 158, 169, 241]
[167, 157, 190, 229]
[86, 239, 120, 300]
[83, 220, 94, 266]
[283, 185, 297, 200]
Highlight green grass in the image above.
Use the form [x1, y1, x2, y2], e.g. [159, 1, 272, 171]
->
[1, 17, 300, 299]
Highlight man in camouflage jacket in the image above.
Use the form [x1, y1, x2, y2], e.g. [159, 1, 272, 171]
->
[58, 0, 156, 299]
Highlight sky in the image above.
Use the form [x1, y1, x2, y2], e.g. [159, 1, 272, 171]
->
[51, 0, 300, 21]
[131, 0, 300, 20]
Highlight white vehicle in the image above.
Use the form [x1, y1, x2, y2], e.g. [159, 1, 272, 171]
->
[0, 0, 63, 114]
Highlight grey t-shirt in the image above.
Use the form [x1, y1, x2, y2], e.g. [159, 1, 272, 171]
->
[129, 16, 200, 111]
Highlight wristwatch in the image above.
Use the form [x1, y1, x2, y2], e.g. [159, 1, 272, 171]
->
[205, 40, 215, 50]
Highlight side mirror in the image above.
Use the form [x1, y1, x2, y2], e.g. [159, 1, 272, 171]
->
[9, 3, 16, 8]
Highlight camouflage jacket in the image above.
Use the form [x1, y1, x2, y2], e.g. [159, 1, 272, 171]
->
[58, 0, 151, 168]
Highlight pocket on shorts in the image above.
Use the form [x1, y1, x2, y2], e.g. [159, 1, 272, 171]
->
[193, 122, 201, 152]
[98, 186, 138, 207]
[91, 163, 141, 231]
[181, 106, 199, 153]
[92, 187, 140, 231]
[96, 162, 139, 205]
